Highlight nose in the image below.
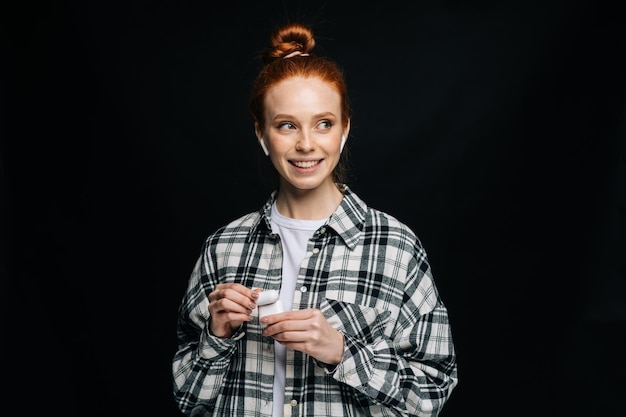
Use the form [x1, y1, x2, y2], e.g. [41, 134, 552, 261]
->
[295, 131, 315, 152]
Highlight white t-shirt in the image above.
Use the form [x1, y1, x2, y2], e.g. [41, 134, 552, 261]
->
[270, 202, 327, 417]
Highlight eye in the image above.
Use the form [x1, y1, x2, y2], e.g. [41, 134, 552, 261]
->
[277, 121, 296, 131]
[317, 120, 334, 131]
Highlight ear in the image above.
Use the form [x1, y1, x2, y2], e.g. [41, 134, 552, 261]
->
[254, 122, 270, 156]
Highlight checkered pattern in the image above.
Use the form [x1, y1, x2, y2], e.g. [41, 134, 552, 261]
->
[173, 186, 458, 416]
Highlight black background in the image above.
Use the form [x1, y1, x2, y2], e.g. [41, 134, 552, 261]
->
[2, 1, 625, 416]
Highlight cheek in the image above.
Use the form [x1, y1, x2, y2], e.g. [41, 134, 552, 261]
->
[267, 138, 293, 155]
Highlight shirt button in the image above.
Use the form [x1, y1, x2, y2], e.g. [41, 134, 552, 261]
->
[290, 399, 298, 407]
[300, 286, 307, 293]
[319, 227, 326, 234]
[312, 248, 320, 254]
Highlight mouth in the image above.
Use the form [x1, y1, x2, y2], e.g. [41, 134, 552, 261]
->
[290, 160, 322, 168]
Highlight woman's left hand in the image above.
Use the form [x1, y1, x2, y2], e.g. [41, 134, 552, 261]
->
[261, 308, 344, 366]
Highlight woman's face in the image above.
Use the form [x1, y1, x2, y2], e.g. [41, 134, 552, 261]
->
[257, 76, 349, 193]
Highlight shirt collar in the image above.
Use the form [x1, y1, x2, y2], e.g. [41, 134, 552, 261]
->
[250, 185, 366, 250]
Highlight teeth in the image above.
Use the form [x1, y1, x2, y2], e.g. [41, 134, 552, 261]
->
[293, 160, 320, 168]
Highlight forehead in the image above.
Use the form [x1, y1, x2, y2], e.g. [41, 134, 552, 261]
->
[264, 76, 341, 114]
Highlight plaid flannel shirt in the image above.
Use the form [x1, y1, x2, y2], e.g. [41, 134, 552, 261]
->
[172, 186, 458, 416]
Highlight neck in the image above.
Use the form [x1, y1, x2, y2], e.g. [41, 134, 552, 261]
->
[275, 180, 343, 220]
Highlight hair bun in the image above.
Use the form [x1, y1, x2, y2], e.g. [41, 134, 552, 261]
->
[263, 23, 316, 63]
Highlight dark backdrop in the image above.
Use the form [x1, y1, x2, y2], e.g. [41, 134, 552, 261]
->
[2, 1, 625, 416]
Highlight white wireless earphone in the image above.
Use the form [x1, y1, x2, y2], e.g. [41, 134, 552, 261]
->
[340, 135, 347, 153]
[259, 139, 269, 156]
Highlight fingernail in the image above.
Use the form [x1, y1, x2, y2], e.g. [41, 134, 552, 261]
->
[249, 302, 256, 309]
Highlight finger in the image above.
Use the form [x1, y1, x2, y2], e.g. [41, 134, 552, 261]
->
[210, 283, 248, 300]
[261, 308, 316, 326]
[262, 310, 327, 339]
[261, 315, 309, 339]
[210, 297, 254, 315]
[259, 311, 286, 329]
[210, 286, 258, 310]
[217, 310, 254, 323]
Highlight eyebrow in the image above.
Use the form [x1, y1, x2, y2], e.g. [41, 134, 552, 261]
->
[271, 111, 337, 121]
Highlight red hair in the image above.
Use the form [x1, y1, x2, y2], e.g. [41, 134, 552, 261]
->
[249, 23, 352, 188]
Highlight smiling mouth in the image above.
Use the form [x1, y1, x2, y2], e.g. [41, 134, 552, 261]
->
[291, 160, 322, 168]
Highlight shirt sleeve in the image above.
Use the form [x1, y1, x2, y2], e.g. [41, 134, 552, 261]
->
[323, 259, 458, 417]
[171, 251, 246, 415]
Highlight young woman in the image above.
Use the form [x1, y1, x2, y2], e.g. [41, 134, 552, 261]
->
[172, 22, 458, 417]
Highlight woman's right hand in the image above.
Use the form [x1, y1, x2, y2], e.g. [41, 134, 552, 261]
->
[207, 283, 259, 338]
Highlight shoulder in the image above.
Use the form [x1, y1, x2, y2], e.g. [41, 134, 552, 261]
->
[200, 193, 275, 251]
[338, 187, 424, 249]
[204, 210, 264, 246]
[365, 206, 419, 241]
